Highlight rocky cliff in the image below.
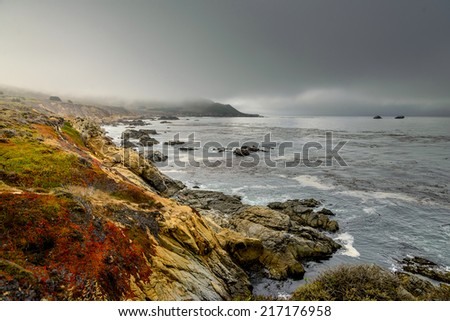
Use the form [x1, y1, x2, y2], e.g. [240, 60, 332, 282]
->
[1, 101, 448, 301]
[0, 104, 252, 300]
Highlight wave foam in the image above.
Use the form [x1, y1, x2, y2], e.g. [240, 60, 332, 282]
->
[335, 232, 360, 257]
[337, 190, 416, 202]
[292, 175, 335, 190]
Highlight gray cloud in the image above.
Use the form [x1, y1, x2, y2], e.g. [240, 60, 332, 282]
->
[0, 0, 449, 115]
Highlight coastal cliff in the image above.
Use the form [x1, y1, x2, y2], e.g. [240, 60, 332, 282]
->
[0, 105, 251, 300]
[1, 102, 448, 301]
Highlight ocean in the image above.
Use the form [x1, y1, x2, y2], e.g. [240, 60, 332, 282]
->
[103, 116, 450, 296]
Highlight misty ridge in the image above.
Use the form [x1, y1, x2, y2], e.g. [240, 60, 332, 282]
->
[0, 85, 259, 119]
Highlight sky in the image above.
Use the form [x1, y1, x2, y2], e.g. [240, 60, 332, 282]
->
[0, 0, 449, 116]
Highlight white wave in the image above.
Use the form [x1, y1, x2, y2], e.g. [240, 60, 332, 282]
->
[335, 232, 360, 257]
[363, 207, 377, 215]
[336, 190, 416, 202]
[292, 175, 335, 190]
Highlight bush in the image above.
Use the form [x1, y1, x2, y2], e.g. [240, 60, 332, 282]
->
[291, 264, 413, 301]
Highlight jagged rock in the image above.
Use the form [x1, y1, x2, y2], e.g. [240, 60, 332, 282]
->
[267, 199, 338, 232]
[229, 206, 340, 280]
[401, 256, 450, 284]
[72, 118, 183, 196]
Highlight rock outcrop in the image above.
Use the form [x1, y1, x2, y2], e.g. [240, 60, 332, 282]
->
[175, 190, 341, 280]
[268, 199, 339, 232]
[72, 118, 182, 196]
[401, 256, 450, 284]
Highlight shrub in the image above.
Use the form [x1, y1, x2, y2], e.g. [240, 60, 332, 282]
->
[291, 264, 413, 301]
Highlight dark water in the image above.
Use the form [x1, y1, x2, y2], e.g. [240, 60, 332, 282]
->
[104, 116, 450, 297]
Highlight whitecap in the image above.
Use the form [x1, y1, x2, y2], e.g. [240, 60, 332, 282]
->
[335, 232, 360, 257]
[336, 190, 416, 203]
[292, 175, 335, 190]
[363, 207, 377, 215]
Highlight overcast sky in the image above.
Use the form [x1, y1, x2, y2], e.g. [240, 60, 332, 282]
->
[1, 0, 449, 116]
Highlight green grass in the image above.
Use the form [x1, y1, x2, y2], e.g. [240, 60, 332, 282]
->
[0, 139, 79, 189]
[62, 121, 85, 148]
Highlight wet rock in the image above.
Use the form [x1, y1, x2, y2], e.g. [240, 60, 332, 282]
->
[164, 140, 185, 145]
[267, 199, 338, 232]
[121, 129, 157, 140]
[242, 145, 260, 152]
[159, 116, 179, 120]
[234, 148, 250, 156]
[373, 115, 382, 119]
[179, 146, 197, 151]
[401, 256, 450, 284]
[318, 208, 335, 216]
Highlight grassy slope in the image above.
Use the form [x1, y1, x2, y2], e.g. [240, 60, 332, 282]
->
[0, 104, 158, 300]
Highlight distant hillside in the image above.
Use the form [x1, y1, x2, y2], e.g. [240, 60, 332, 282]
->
[130, 99, 260, 117]
[0, 86, 259, 118]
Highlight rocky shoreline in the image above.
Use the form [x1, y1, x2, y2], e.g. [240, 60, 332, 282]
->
[1, 104, 449, 300]
[174, 189, 341, 280]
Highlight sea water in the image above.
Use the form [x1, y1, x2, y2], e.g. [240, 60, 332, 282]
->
[103, 116, 450, 296]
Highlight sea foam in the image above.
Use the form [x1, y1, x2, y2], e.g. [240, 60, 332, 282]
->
[335, 232, 360, 257]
